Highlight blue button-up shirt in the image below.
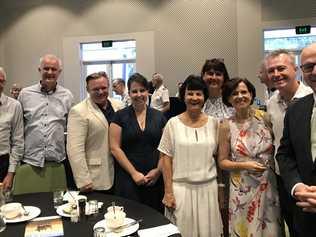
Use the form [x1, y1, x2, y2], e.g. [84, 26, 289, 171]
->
[18, 83, 74, 167]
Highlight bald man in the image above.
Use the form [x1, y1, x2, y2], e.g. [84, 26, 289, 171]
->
[276, 43, 316, 236]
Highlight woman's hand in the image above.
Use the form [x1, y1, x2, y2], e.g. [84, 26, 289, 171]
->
[243, 161, 266, 172]
[131, 171, 148, 185]
[145, 168, 161, 186]
[162, 192, 176, 209]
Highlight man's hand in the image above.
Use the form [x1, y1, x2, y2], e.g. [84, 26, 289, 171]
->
[145, 168, 161, 186]
[296, 185, 316, 213]
[2, 172, 14, 191]
[80, 183, 93, 193]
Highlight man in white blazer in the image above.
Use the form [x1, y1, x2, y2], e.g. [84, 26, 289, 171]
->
[67, 72, 124, 192]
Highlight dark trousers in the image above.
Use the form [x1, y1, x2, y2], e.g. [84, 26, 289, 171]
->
[277, 174, 296, 237]
[0, 154, 9, 181]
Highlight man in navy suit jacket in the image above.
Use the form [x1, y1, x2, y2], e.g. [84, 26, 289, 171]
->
[276, 43, 316, 236]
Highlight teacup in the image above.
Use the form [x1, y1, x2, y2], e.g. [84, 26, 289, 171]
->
[107, 205, 124, 213]
[104, 208, 126, 230]
[1, 203, 22, 219]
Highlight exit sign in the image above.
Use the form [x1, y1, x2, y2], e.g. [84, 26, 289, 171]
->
[295, 25, 311, 34]
[102, 41, 113, 48]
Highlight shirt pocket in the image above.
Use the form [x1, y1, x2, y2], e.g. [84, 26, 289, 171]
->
[87, 158, 102, 166]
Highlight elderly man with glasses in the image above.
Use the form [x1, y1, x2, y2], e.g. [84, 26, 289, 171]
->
[67, 72, 124, 193]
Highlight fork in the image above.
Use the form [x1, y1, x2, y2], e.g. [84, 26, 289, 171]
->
[21, 205, 30, 216]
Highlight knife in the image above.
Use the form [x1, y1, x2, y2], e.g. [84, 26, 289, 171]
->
[107, 219, 143, 233]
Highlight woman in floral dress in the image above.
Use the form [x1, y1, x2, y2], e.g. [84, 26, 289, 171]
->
[218, 77, 281, 237]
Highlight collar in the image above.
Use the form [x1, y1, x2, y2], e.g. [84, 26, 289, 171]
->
[39, 82, 57, 94]
[0, 93, 7, 106]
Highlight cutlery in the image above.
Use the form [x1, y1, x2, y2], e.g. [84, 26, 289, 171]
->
[106, 219, 143, 233]
[21, 205, 30, 216]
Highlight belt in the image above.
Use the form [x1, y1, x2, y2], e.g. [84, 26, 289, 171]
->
[0, 154, 9, 159]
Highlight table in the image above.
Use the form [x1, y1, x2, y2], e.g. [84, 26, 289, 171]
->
[3, 192, 181, 237]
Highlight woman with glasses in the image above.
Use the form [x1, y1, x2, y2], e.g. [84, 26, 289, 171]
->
[218, 77, 281, 237]
[159, 75, 223, 237]
[109, 73, 166, 212]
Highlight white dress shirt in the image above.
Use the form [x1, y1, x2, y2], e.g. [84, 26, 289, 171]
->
[0, 93, 24, 172]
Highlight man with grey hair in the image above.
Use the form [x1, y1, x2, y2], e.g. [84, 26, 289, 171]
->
[150, 73, 170, 112]
[18, 54, 73, 168]
[0, 67, 24, 191]
[112, 78, 130, 106]
[10, 83, 22, 99]
[266, 49, 312, 236]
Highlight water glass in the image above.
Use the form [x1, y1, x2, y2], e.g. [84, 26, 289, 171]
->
[4, 189, 13, 202]
[0, 213, 6, 232]
[88, 200, 98, 215]
[53, 191, 64, 209]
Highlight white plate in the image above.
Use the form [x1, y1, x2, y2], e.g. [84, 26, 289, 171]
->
[93, 217, 139, 237]
[56, 203, 90, 217]
[5, 206, 41, 223]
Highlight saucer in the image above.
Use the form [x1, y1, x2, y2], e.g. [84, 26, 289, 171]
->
[93, 217, 139, 237]
[5, 206, 41, 223]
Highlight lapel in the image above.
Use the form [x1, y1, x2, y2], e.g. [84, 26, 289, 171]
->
[87, 98, 108, 129]
[295, 95, 314, 167]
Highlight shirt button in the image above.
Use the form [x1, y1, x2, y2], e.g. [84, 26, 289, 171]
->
[46, 103, 48, 106]
[44, 124, 47, 127]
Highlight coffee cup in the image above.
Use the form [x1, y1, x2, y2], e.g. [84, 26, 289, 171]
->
[1, 203, 22, 219]
[104, 208, 126, 230]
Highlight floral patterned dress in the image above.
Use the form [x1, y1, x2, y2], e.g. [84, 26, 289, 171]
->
[228, 114, 281, 237]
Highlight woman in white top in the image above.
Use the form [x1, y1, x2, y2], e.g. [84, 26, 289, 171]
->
[158, 75, 223, 237]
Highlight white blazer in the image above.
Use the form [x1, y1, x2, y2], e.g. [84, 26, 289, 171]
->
[66, 97, 124, 190]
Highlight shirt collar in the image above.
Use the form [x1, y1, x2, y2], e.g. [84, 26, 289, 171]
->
[39, 82, 57, 94]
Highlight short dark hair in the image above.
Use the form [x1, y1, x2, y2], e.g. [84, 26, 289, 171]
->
[201, 58, 230, 83]
[86, 71, 108, 85]
[127, 73, 148, 91]
[179, 75, 209, 103]
[222, 77, 256, 107]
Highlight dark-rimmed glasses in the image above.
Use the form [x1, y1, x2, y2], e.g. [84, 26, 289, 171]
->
[300, 62, 316, 73]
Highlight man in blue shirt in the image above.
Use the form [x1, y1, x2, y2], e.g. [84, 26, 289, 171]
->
[18, 54, 73, 167]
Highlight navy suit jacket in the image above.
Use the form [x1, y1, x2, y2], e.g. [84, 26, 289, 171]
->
[276, 94, 316, 236]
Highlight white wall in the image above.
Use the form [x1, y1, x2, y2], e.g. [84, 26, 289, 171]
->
[1, 0, 316, 101]
[0, 0, 238, 99]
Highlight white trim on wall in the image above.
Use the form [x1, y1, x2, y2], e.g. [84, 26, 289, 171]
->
[62, 31, 155, 103]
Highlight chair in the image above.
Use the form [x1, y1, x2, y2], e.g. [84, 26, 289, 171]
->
[13, 163, 67, 195]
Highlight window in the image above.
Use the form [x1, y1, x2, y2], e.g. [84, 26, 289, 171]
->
[80, 40, 136, 99]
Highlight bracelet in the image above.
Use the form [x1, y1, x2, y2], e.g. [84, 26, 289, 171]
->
[218, 183, 226, 188]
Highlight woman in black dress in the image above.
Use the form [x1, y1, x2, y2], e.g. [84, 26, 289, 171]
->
[109, 73, 166, 212]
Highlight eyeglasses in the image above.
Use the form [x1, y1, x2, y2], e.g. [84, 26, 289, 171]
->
[300, 62, 316, 73]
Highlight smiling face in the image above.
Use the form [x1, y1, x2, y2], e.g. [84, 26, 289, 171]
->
[202, 70, 224, 93]
[228, 82, 252, 111]
[184, 88, 205, 113]
[266, 54, 297, 93]
[129, 81, 148, 107]
[301, 43, 316, 93]
[87, 76, 109, 107]
[39, 56, 62, 92]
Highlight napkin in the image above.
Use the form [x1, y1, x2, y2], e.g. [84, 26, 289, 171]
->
[137, 223, 180, 237]
[62, 191, 79, 202]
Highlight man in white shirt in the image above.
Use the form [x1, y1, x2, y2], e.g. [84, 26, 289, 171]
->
[266, 49, 312, 236]
[150, 73, 170, 112]
[112, 78, 130, 107]
[276, 43, 316, 236]
[0, 67, 24, 191]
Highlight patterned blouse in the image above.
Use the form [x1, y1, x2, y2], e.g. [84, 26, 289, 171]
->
[202, 96, 234, 120]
